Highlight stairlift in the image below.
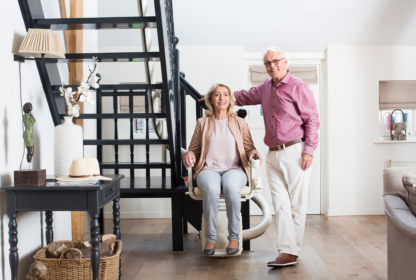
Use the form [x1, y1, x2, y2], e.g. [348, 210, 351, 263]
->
[148, 90, 272, 257]
[184, 155, 272, 257]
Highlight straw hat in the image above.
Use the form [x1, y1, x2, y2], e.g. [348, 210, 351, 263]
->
[56, 157, 112, 182]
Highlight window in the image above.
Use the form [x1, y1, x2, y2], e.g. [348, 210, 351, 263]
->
[134, 119, 156, 138]
[380, 110, 415, 137]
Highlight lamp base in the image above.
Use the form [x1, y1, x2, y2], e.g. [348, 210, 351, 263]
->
[14, 169, 46, 186]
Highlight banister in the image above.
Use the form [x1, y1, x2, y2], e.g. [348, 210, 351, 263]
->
[180, 76, 208, 110]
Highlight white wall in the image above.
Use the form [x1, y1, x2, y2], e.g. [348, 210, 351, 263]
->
[0, 3, 68, 279]
[0, 1, 97, 279]
[98, 45, 244, 218]
[325, 45, 416, 216]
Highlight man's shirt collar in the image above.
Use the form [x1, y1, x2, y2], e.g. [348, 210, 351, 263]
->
[270, 70, 292, 86]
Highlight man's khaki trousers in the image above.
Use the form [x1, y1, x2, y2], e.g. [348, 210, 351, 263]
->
[266, 142, 312, 256]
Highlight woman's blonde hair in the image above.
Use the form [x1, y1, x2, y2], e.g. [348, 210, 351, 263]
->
[204, 83, 236, 117]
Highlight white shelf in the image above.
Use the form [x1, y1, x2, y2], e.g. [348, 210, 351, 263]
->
[374, 137, 416, 144]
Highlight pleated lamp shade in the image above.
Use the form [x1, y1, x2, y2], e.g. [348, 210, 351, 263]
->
[19, 28, 65, 59]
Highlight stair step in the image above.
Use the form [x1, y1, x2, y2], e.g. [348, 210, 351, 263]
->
[100, 162, 171, 169]
[52, 84, 163, 93]
[119, 177, 187, 195]
[84, 139, 168, 145]
[100, 91, 147, 97]
[46, 52, 160, 63]
[34, 17, 157, 30]
[66, 113, 165, 119]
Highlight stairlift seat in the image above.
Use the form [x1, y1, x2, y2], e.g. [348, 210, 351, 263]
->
[193, 186, 251, 197]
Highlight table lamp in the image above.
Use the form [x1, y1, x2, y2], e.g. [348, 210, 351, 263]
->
[14, 28, 65, 62]
[12, 28, 64, 186]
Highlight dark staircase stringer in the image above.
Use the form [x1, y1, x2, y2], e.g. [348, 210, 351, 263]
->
[18, 0, 251, 253]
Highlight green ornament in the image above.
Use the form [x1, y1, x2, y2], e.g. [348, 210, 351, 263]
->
[23, 102, 36, 163]
[23, 113, 36, 147]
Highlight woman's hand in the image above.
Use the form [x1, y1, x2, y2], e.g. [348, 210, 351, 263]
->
[183, 151, 196, 168]
[249, 151, 262, 167]
[198, 94, 206, 102]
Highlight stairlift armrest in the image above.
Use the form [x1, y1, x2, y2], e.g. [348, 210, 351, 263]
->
[186, 167, 193, 193]
[249, 158, 262, 191]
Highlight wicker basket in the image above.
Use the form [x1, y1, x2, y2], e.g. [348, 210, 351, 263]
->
[33, 239, 122, 280]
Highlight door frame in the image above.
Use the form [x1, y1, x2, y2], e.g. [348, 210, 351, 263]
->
[242, 52, 327, 215]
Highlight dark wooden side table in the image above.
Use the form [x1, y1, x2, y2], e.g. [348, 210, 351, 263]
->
[1, 174, 124, 280]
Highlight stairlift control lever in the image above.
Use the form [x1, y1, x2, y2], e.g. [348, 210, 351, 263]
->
[184, 159, 194, 187]
[251, 153, 260, 168]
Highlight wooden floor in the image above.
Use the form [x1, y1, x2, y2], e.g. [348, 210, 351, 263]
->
[104, 215, 387, 280]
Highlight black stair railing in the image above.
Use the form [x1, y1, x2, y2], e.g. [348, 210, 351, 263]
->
[178, 74, 208, 179]
[180, 75, 208, 120]
[17, 0, 184, 190]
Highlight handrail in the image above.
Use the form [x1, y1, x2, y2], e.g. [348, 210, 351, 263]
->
[180, 76, 208, 110]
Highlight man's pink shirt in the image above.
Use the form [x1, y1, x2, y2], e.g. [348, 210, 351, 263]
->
[234, 71, 320, 156]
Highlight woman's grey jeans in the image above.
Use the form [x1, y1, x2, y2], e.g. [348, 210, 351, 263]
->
[196, 169, 247, 243]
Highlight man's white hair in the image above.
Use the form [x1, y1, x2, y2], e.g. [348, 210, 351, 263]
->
[262, 47, 289, 66]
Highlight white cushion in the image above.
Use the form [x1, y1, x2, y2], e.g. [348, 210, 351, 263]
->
[194, 186, 250, 197]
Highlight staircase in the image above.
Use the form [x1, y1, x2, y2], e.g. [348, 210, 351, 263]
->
[17, 0, 252, 252]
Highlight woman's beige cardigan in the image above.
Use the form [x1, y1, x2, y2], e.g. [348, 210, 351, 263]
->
[187, 115, 259, 180]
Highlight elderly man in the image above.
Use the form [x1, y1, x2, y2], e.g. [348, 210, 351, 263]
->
[200, 46, 319, 266]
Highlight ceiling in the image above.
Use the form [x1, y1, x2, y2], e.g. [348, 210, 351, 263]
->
[98, 0, 416, 52]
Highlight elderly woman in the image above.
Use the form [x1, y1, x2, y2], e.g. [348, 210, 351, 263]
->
[183, 82, 262, 255]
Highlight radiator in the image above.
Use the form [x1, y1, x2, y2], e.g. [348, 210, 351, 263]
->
[390, 159, 416, 167]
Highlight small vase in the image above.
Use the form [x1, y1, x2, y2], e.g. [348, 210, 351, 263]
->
[54, 116, 83, 177]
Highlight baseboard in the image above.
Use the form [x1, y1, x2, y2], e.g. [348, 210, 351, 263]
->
[326, 208, 385, 216]
[104, 211, 172, 219]
[105, 211, 265, 219]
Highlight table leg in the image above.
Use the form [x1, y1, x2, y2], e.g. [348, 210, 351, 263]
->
[113, 197, 121, 279]
[113, 197, 121, 239]
[45, 211, 53, 245]
[99, 208, 105, 234]
[8, 213, 18, 280]
[90, 214, 100, 280]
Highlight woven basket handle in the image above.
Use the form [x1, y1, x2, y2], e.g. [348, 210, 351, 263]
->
[81, 231, 104, 243]
[391, 109, 405, 125]
[390, 109, 407, 140]
[59, 248, 83, 263]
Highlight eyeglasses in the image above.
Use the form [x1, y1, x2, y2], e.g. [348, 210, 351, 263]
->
[264, 58, 285, 67]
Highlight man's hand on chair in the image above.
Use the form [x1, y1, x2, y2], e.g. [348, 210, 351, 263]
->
[301, 153, 313, 171]
[198, 94, 206, 102]
[249, 152, 262, 167]
[183, 152, 196, 168]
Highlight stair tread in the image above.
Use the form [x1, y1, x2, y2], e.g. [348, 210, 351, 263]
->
[34, 17, 157, 31]
[62, 113, 165, 119]
[52, 84, 162, 93]
[100, 162, 171, 169]
[46, 52, 160, 63]
[117, 176, 187, 193]
[84, 139, 168, 145]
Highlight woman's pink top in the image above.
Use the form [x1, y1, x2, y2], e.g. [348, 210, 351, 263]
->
[202, 118, 242, 172]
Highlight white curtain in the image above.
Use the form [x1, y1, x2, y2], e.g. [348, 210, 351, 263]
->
[379, 81, 416, 110]
[249, 65, 318, 86]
